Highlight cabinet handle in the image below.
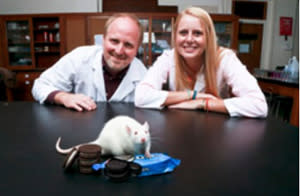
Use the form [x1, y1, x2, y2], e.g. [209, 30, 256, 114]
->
[25, 81, 30, 85]
[25, 74, 30, 78]
[264, 87, 274, 94]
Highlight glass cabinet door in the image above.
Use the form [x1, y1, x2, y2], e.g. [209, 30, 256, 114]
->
[6, 20, 33, 67]
[32, 17, 61, 68]
[137, 18, 150, 66]
[137, 17, 174, 67]
[214, 22, 233, 48]
[150, 18, 173, 65]
[212, 14, 239, 50]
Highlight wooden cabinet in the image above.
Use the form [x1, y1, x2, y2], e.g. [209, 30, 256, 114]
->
[137, 14, 176, 67]
[211, 14, 239, 50]
[64, 15, 86, 52]
[63, 14, 109, 53]
[258, 79, 299, 127]
[86, 15, 109, 45]
[9, 71, 41, 101]
[3, 16, 34, 70]
[1, 14, 64, 100]
[32, 16, 63, 69]
[2, 15, 64, 71]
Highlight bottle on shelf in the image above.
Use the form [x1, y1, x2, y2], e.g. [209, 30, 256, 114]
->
[55, 32, 60, 42]
[44, 46, 49, 52]
[43, 31, 48, 42]
[49, 32, 54, 42]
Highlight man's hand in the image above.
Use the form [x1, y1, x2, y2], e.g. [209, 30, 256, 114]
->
[54, 92, 97, 112]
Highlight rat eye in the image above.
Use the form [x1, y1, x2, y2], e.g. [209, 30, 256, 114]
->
[134, 131, 138, 135]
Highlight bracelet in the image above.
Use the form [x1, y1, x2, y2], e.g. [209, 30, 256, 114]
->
[199, 99, 205, 110]
[192, 90, 197, 100]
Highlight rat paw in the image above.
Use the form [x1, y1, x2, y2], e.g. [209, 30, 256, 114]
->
[145, 152, 151, 158]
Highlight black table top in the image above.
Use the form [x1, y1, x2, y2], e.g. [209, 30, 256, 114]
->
[257, 77, 299, 88]
[0, 102, 298, 196]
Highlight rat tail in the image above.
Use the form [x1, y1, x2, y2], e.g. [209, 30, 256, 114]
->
[55, 137, 78, 154]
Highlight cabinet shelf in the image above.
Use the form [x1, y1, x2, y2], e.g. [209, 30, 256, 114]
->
[8, 42, 30, 45]
[8, 51, 31, 54]
[35, 51, 60, 54]
[34, 28, 59, 31]
[34, 41, 60, 45]
[7, 29, 29, 32]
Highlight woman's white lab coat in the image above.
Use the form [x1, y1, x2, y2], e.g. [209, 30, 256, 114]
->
[32, 45, 147, 103]
[135, 49, 268, 118]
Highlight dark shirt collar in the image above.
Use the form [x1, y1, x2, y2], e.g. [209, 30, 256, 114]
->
[102, 56, 129, 79]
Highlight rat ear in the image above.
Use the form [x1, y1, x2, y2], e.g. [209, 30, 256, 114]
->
[126, 125, 131, 135]
[143, 121, 149, 130]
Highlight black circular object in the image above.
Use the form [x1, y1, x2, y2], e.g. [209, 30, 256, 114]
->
[62, 148, 79, 170]
[103, 158, 143, 181]
[129, 162, 142, 176]
[104, 167, 131, 182]
[104, 158, 131, 182]
[78, 144, 101, 154]
[105, 158, 129, 174]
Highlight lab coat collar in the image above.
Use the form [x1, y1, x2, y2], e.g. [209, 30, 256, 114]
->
[92, 51, 106, 101]
[110, 58, 142, 101]
[92, 52, 143, 101]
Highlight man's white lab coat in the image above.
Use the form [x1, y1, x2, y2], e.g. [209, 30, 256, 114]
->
[32, 45, 147, 103]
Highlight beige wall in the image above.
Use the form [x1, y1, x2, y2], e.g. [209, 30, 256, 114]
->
[0, 0, 98, 14]
[269, 0, 299, 69]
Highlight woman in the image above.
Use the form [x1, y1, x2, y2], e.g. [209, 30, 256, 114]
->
[135, 7, 268, 118]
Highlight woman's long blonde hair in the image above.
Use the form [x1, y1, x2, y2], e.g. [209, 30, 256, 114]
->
[173, 7, 221, 97]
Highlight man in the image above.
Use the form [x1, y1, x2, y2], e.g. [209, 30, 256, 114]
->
[32, 13, 147, 112]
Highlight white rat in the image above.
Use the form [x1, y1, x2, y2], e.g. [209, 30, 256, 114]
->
[56, 115, 151, 158]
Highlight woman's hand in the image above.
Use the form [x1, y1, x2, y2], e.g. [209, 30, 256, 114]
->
[168, 95, 228, 114]
[195, 92, 217, 100]
[168, 92, 217, 110]
[168, 99, 202, 110]
[54, 92, 97, 112]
